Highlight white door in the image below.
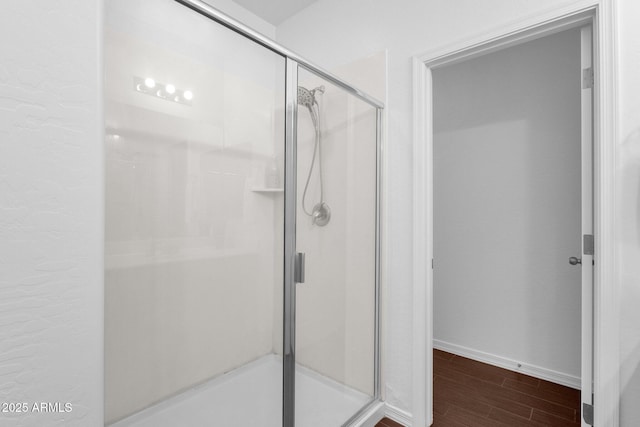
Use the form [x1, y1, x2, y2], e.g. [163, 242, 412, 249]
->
[579, 24, 594, 427]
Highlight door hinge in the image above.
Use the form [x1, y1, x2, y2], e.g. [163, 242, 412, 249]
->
[583, 67, 594, 89]
[583, 234, 594, 256]
[294, 252, 305, 283]
[583, 402, 594, 425]
[431, 258, 434, 269]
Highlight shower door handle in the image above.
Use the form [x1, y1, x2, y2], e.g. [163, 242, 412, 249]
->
[294, 252, 305, 283]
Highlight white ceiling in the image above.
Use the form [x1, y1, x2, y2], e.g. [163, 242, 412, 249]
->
[232, 0, 319, 26]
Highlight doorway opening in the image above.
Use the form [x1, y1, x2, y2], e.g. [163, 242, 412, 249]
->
[411, 4, 618, 426]
[430, 24, 590, 426]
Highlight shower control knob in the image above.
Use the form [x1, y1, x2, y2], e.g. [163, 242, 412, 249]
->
[569, 256, 582, 265]
[311, 202, 331, 227]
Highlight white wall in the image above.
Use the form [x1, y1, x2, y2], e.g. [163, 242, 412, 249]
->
[0, 1, 103, 427]
[193, 0, 276, 39]
[433, 28, 582, 383]
[278, 0, 640, 421]
[617, 0, 640, 425]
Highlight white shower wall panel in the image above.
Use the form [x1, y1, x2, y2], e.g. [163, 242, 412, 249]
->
[104, 124, 283, 421]
[105, 252, 276, 422]
[105, 0, 285, 422]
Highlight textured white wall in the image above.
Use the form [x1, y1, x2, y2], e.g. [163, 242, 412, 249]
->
[433, 28, 582, 381]
[0, 1, 103, 427]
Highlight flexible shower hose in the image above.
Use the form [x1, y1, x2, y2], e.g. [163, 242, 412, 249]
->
[301, 102, 324, 217]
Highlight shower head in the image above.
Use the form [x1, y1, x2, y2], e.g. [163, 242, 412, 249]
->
[297, 85, 325, 108]
[298, 86, 315, 107]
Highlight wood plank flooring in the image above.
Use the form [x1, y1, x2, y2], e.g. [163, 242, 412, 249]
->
[375, 350, 581, 427]
[375, 417, 405, 427]
[433, 350, 581, 426]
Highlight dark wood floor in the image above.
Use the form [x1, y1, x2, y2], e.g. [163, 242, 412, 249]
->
[433, 349, 581, 426]
[375, 350, 581, 427]
[375, 417, 405, 427]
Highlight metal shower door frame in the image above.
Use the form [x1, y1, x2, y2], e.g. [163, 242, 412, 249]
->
[283, 58, 298, 427]
[288, 61, 384, 427]
[174, 2, 384, 426]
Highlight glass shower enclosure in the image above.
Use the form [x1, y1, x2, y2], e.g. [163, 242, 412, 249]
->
[104, 1, 382, 426]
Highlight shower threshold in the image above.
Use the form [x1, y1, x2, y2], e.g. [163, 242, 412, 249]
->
[109, 354, 371, 427]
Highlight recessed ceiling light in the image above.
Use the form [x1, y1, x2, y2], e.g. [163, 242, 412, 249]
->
[144, 77, 156, 89]
[183, 90, 193, 101]
[165, 84, 176, 94]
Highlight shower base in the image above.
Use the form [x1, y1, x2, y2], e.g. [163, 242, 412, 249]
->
[109, 355, 371, 427]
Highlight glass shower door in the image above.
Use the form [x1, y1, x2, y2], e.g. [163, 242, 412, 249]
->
[293, 67, 380, 427]
[105, 2, 382, 426]
[104, 2, 286, 426]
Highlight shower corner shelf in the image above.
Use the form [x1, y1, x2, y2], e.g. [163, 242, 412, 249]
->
[251, 187, 284, 193]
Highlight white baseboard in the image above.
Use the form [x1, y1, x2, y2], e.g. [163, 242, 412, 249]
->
[384, 403, 413, 426]
[433, 339, 580, 389]
[351, 401, 386, 427]
[351, 401, 412, 427]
